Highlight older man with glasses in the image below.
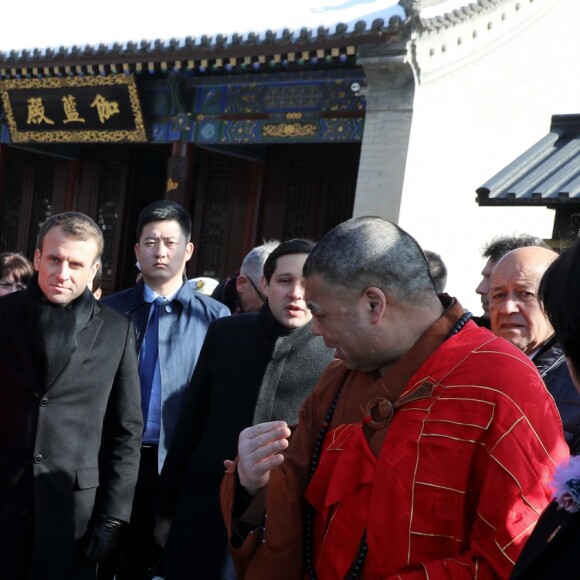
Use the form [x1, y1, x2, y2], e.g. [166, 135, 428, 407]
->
[211, 240, 279, 314]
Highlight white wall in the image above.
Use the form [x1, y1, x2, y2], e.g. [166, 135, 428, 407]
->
[396, 0, 580, 315]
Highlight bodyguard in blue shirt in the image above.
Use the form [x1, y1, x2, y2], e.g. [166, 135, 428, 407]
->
[101, 200, 229, 579]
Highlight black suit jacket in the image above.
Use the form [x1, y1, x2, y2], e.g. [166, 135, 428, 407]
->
[0, 289, 143, 580]
[511, 501, 580, 579]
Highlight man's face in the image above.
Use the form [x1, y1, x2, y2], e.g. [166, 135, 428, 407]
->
[475, 257, 496, 316]
[34, 226, 99, 305]
[134, 220, 193, 291]
[264, 253, 312, 329]
[305, 274, 377, 371]
[489, 258, 553, 355]
[236, 274, 265, 313]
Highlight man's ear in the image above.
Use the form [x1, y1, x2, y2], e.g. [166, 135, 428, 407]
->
[134, 243, 140, 261]
[364, 287, 386, 323]
[33, 249, 41, 272]
[260, 275, 268, 298]
[185, 242, 194, 262]
[88, 260, 100, 283]
[236, 274, 248, 294]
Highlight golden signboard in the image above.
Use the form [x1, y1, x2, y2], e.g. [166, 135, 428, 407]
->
[0, 74, 147, 143]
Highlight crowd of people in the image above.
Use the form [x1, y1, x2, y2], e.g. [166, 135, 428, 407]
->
[1, 201, 580, 579]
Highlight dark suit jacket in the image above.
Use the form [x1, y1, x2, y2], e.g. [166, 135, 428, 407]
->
[0, 288, 143, 580]
[532, 337, 580, 455]
[511, 501, 580, 579]
[154, 304, 335, 579]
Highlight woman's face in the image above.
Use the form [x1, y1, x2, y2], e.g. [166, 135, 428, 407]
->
[0, 276, 26, 297]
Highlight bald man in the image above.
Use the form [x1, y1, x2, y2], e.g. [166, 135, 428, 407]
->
[490, 246, 580, 454]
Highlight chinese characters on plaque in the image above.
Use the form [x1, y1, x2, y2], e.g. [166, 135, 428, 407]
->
[0, 74, 146, 143]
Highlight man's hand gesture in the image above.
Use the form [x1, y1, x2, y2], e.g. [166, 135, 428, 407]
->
[237, 421, 292, 495]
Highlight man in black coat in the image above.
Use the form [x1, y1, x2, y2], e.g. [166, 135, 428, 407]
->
[153, 239, 335, 579]
[510, 235, 580, 579]
[0, 212, 143, 580]
[490, 246, 580, 454]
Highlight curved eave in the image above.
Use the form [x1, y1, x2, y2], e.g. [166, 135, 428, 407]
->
[476, 193, 578, 207]
[0, 16, 409, 79]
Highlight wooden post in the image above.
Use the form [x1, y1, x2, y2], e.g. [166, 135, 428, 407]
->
[165, 142, 195, 207]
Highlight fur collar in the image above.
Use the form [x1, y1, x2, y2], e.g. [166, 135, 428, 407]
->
[553, 455, 580, 513]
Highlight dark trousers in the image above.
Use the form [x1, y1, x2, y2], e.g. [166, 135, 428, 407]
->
[98, 445, 162, 580]
[0, 502, 32, 580]
[163, 490, 235, 580]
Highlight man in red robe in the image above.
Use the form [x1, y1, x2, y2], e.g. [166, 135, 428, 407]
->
[221, 217, 568, 579]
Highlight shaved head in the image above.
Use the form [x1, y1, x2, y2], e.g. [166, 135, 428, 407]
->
[493, 247, 558, 284]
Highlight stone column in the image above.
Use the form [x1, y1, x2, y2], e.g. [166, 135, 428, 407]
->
[352, 57, 415, 223]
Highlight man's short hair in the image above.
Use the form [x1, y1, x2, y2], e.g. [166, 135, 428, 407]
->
[37, 212, 104, 261]
[0, 252, 34, 285]
[263, 239, 315, 284]
[539, 240, 580, 376]
[136, 200, 192, 241]
[303, 216, 437, 307]
[423, 250, 447, 294]
[482, 234, 549, 262]
[240, 240, 280, 282]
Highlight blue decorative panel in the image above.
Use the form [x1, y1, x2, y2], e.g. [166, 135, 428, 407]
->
[320, 118, 364, 142]
[1, 123, 11, 143]
[261, 83, 324, 112]
[150, 121, 170, 143]
[195, 86, 227, 115]
[195, 120, 221, 143]
[185, 69, 366, 144]
[148, 89, 172, 116]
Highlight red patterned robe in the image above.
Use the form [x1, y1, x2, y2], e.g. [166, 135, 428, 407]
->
[221, 301, 568, 579]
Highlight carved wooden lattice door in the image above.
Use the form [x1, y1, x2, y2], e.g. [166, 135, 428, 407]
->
[190, 144, 359, 280]
[0, 152, 56, 258]
[261, 143, 359, 242]
[191, 151, 258, 280]
[80, 149, 130, 294]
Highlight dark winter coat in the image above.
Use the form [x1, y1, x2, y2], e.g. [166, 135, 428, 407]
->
[532, 337, 580, 455]
[0, 285, 142, 580]
[511, 501, 580, 579]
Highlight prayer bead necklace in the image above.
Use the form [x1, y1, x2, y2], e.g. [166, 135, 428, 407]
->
[305, 310, 473, 579]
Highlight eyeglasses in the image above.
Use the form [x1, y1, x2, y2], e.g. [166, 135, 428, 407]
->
[0, 280, 26, 292]
[247, 276, 266, 302]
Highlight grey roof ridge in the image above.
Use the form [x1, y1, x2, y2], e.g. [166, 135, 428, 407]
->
[0, 14, 410, 69]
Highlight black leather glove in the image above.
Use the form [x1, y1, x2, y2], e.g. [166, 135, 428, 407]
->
[84, 516, 125, 564]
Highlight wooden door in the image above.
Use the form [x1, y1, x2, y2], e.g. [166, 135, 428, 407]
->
[260, 143, 360, 242]
[0, 147, 70, 259]
[190, 150, 263, 280]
